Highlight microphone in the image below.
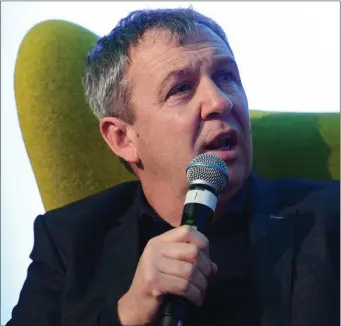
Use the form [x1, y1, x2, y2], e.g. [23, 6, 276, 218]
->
[158, 153, 228, 326]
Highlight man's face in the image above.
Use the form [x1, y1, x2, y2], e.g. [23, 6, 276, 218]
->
[127, 25, 253, 195]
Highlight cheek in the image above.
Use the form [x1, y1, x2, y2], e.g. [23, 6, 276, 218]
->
[140, 125, 163, 150]
[134, 118, 159, 154]
[233, 91, 251, 135]
[231, 94, 252, 164]
[175, 104, 202, 147]
[138, 115, 185, 155]
[136, 104, 200, 160]
[165, 108, 199, 142]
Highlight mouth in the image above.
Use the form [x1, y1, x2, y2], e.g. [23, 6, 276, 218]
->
[203, 130, 238, 152]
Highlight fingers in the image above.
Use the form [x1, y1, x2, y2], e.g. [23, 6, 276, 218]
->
[139, 226, 219, 308]
[157, 256, 208, 295]
[157, 225, 210, 257]
[157, 273, 204, 306]
[159, 242, 213, 277]
[151, 225, 217, 276]
[123, 226, 218, 324]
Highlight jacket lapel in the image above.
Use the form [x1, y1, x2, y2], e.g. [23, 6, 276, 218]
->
[69, 183, 142, 324]
[103, 199, 141, 300]
[248, 173, 296, 326]
[83, 188, 141, 305]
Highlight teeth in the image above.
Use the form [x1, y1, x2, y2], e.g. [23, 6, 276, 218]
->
[221, 135, 232, 149]
[206, 133, 234, 151]
[218, 145, 231, 150]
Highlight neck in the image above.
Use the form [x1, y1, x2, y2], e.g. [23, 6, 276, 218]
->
[140, 179, 187, 227]
[139, 177, 245, 228]
[215, 183, 243, 219]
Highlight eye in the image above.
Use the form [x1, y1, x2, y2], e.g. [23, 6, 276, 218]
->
[167, 82, 192, 98]
[215, 72, 236, 84]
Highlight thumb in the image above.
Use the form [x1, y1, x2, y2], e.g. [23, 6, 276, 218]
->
[210, 261, 218, 275]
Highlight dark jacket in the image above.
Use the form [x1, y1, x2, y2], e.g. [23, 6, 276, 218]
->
[7, 173, 340, 326]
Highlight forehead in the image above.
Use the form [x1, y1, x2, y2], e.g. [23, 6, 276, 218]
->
[127, 25, 234, 84]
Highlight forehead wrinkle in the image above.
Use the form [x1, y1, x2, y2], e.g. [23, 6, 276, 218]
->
[184, 39, 229, 51]
[147, 50, 185, 71]
[133, 28, 232, 73]
[134, 29, 183, 68]
[148, 42, 231, 74]
[142, 42, 182, 69]
[150, 53, 196, 74]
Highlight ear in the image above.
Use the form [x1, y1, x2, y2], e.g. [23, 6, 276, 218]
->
[99, 117, 140, 164]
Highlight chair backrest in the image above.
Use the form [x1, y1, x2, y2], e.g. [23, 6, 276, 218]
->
[15, 20, 340, 212]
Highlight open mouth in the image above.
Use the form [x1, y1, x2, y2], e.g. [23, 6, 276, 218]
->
[204, 131, 238, 151]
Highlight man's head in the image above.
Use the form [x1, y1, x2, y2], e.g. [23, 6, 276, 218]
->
[83, 7, 253, 198]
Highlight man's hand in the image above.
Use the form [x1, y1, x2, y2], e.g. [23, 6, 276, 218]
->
[117, 225, 218, 325]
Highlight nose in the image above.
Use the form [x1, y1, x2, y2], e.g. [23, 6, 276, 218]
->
[200, 78, 233, 120]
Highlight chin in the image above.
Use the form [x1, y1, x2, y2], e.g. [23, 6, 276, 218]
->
[224, 162, 250, 191]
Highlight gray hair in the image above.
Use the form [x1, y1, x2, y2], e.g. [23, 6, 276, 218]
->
[82, 7, 231, 173]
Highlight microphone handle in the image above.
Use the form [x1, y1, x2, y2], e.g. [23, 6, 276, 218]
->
[159, 186, 216, 326]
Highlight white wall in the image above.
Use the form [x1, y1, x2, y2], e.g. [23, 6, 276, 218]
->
[1, 2, 339, 324]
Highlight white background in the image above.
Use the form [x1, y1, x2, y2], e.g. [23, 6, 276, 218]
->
[1, 2, 339, 324]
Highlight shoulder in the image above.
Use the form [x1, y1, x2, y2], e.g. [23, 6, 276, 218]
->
[36, 180, 141, 238]
[275, 177, 339, 214]
[251, 173, 339, 220]
[254, 174, 339, 231]
[254, 173, 339, 208]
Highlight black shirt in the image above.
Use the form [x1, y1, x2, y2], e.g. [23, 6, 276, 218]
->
[137, 180, 261, 326]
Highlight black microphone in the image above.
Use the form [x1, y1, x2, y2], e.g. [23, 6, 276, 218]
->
[158, 153, 228, 326]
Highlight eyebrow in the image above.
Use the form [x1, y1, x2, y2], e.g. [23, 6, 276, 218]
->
[212, 56, 237, 71]
[157, 56, 237, 94]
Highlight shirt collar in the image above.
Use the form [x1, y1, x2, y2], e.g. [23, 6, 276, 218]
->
[137, 178, 248, 222]
[137, 185, 172, 232]
[226, 182, 247, 215]
[137, 186, 159, 220]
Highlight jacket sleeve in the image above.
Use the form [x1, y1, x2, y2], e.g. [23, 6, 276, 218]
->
[7, 214, 66, 325]
[324, 181, 340, 274]
[6, 214, 123, 326]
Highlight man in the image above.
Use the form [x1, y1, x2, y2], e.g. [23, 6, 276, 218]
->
[8, 7, 339, 326]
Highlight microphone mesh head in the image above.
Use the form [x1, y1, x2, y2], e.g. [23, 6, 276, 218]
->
[186, 153, 228, 192]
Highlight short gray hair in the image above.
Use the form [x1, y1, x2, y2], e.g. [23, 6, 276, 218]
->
[82, 7, 231, 172]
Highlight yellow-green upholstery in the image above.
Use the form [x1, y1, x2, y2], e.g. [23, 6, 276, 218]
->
[251, 111, 339, 181]
[15, 20, 340, 212]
